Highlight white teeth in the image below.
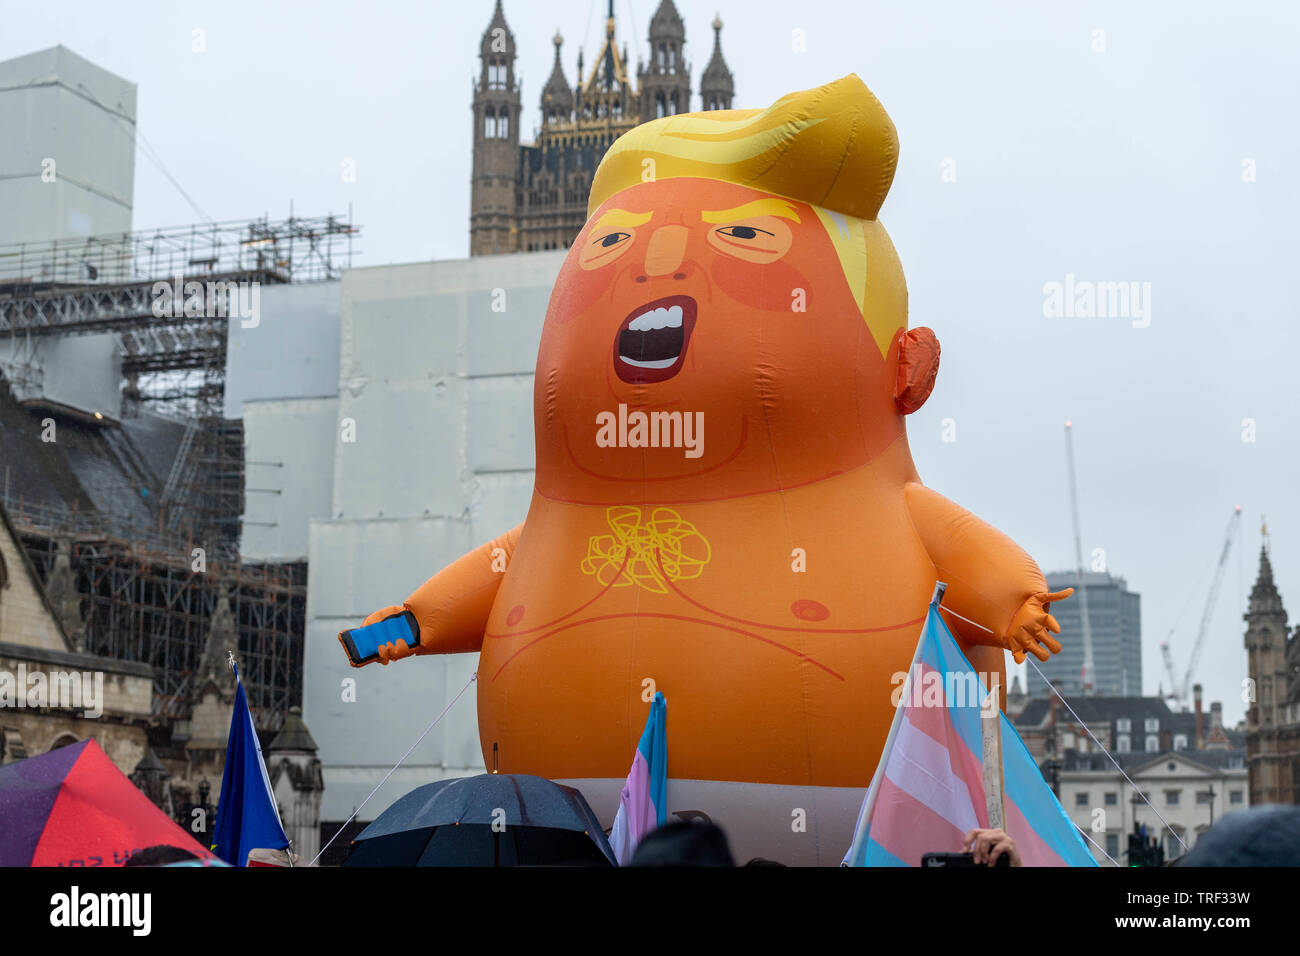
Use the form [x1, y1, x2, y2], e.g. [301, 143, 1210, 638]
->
[628, 304, 683, 332]
[619, 356, 677, 369]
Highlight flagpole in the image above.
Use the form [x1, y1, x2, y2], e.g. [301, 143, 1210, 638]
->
[212, 652, 291, 866]
[844, 581, 946, 865]
[980, 687, 1007, 830]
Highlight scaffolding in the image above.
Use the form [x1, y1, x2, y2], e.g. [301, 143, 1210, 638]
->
[0, 211, 358, 548]
[0, 211, 353, 731]
[0, 212, 357, 407]
[7, 493, 305, 732]
[0, 211, 357, 291]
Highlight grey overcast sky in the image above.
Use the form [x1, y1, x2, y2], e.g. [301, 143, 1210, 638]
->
[4, 0, 1298, 725]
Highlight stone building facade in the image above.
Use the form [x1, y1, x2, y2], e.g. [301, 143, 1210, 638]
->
[0, 501, 323, 861]
[268, 707, 323, 862]
[1057, 747, 1247, 864]
[469, 0, 735, 255]
[0, 504, 155, 772]
[1013, 689, 1247, 863]
[1242, 537, 1300, 805]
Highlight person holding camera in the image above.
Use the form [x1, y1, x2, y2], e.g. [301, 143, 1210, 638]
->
[963, 828, 1022, 867]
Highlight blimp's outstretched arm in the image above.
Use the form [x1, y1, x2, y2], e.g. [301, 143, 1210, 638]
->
[904, 483, 1072, 664]
[348, 523, 524, 666]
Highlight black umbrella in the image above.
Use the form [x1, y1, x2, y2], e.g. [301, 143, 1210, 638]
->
[342, 774, 617, 867]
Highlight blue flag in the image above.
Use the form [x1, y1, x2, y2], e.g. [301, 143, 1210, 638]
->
[211, 662, 289, 866]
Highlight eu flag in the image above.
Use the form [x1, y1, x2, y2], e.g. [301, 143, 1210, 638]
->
[211, 661, 289, 866]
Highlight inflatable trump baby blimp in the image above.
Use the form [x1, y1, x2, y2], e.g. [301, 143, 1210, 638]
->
[339, 75, 1071, 865]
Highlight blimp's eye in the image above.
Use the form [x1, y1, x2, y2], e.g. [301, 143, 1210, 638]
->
[707, 216, 792, 264]
[715, 225, 774, 240]
[579, 225, 639, 270]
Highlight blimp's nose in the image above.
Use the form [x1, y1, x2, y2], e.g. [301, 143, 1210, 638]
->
[642, 225, 689, 278]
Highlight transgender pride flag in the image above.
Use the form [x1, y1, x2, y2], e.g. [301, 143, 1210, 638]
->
[843, 598, 1096, 867]
[609, 691, 667, 865]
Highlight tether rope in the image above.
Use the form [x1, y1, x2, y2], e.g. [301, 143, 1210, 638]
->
[938, 603, 1190, 857]
[309, 671, 478, 867]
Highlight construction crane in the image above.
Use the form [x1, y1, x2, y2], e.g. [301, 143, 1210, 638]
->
[1064, 422, 1096, 694]
[1161, 506, 1242, 709]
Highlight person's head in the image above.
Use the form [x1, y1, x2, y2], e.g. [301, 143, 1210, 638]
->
[123, 844, 201, 867]
[629, 820, 736, 867]
[1176, 805, 1300, 866]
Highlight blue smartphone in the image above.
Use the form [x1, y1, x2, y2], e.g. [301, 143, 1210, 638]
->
[338, 610, 419, 666]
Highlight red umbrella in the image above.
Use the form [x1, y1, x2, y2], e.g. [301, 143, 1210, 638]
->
[0, 738, 216, 866]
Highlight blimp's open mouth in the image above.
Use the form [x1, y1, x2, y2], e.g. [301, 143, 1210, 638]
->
[613, 294, 697, 384]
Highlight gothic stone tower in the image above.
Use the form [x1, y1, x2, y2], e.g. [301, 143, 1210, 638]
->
[267, 707, 323, 863]
[1243, 535, 1300, 804]
[638, 0, 690, 119]
[470, 0, 736, 256]
[514, 4, 640, 253]
[470, 0, 522, 255]
[699, 14, 735, 111]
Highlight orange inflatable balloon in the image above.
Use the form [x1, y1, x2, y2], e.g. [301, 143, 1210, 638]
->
[344, 74, 1070, 864]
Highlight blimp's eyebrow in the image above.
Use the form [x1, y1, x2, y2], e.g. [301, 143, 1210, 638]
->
[701, 199, 801, 224]
[591, 209, 654, 232]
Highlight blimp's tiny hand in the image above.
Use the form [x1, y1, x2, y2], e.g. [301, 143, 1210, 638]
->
[376, 637, 415, 665]
[357, 604, 420, 666]
[1004, 588, 1073, 664]
[362, 604, 406, 627]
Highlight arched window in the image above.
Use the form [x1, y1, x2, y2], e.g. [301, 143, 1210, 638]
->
[484, 107, 496, 139]
[656, 45, 665, 71]
[498, 108, 509, 139]
[49, 733, 80, 752]
[668, 47, 676, 71]
[655, 92, 666, 119]
[668, 94, 677, 116]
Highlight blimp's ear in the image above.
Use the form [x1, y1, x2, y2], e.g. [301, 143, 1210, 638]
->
[894, 327, 941, 415]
